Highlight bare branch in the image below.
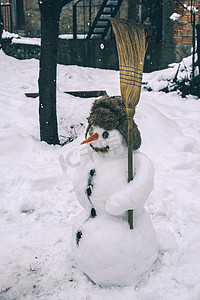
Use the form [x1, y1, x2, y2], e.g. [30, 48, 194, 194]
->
[174, 0, 187, 10]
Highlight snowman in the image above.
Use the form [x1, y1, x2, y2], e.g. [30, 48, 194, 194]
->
[72, 96, 158, 287]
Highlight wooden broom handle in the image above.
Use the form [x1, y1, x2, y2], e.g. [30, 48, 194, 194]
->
[127, 117, 134, 229]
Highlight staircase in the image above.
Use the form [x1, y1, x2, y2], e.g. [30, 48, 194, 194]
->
[86, 0, 123, 39]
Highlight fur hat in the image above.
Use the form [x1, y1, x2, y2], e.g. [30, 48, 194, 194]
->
[85, 96, 141, 150]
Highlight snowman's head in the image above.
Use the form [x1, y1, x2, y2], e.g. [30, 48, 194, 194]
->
[82, 96, 141, 152]
[81, 126, 126, 155]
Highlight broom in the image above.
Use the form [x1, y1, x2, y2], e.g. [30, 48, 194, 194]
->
[110, 18, 146, 229]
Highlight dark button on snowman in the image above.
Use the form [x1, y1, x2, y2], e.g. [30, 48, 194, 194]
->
[72, 96, 158, 287]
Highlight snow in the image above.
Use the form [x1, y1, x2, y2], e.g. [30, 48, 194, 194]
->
[170, 13, 180, 21]
[12, 37, 41, 46]
[59, 34, 86, 39]
[0, 49, 200, 299]
[186, 6, 198, 13]
[143, 53, 198, 92]
[2, 30, 20, 39]
[2, 31, 86, 46]
[11, 35, 86, 46]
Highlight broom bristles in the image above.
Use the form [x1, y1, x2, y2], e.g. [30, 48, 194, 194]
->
[110, 18, 146, 118]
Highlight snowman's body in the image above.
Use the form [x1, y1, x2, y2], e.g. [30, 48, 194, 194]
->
[72, 127, 158, 287]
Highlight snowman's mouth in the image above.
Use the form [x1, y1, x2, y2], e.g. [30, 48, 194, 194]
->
[90, 144, 109, 153]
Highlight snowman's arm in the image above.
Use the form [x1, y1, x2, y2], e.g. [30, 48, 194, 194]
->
[105, 152, 154, 216]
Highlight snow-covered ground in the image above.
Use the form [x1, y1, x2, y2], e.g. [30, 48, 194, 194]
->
[0, 49, 200, 299]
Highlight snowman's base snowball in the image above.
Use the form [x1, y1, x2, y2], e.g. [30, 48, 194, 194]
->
[72, 210, 158, 287]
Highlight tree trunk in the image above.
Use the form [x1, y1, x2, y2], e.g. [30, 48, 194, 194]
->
[38, 6, 61, 145]
[0, 4, 3, 48]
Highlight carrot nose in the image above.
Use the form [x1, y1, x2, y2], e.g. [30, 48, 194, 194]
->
[81, 133, 99, 145]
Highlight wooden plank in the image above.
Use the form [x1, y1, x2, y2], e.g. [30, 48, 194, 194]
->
[25, 93, 39, 98]
[64, 90, 107, 98]
[25, 91, 107, 99]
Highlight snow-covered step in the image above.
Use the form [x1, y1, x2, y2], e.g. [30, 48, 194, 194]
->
[100, 14, 111, 20]
[96, 21, 108, 26]
[94, 28, 105, 33]
[90, 34, 102, 39]
[107, 0, 118, 5]
[103, 7, 112, 13]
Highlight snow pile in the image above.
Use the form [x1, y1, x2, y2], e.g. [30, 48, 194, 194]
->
[143, 54, 198, 96]
[12, 37, 41, 46]
[2, 30, 40, 46]
[2, 30, 19, 39]
[185, 4, 198, 13]
[2, 30, 85, 45]
[0, 50, 200, 299]
[170, 13, 180, 21]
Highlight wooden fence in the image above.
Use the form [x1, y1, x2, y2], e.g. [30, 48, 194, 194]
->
[1, 2, 12, 32]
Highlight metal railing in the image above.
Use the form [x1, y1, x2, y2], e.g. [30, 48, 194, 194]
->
[73, 0, 102, 39]
[1, 1, 12, 32]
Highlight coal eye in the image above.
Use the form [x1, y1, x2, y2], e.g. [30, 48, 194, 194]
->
[102, 131, 109, 139]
